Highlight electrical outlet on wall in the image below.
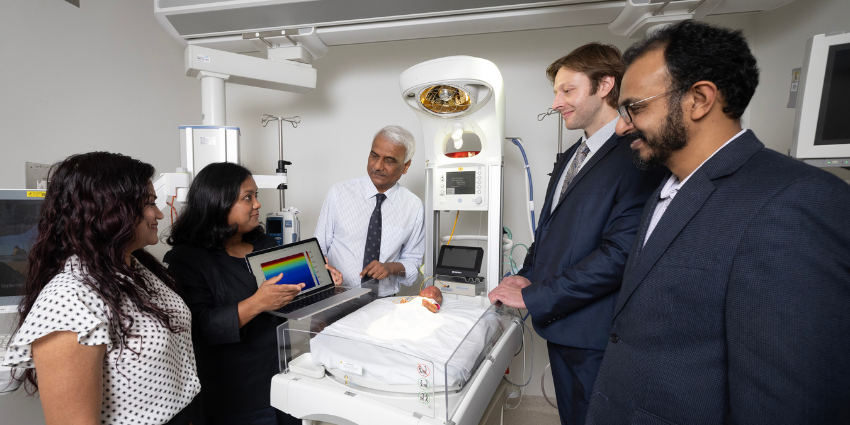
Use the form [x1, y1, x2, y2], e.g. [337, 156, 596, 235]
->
[25, 162, 52, 190]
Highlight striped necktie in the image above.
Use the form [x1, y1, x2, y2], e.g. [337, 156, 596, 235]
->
[558, 142, 590, 204]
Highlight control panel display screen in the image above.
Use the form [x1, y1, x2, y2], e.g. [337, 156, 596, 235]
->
[441, 247, 479, 269]
[267, 218, 282, 233]
[446, 171, 475, 195]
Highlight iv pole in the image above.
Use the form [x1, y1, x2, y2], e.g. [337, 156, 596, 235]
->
[261, 114, 301, 210]
[537, 108, 564, 167]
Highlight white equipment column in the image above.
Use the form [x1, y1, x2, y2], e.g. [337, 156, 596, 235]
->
[198, 71, 230, 126]
[399, 56, 506, 294]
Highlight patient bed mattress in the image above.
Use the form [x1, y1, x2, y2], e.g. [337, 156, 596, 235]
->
[310, 297, 502, 389]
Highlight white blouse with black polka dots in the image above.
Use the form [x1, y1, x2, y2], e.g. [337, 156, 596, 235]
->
[2, 256, 201, 425]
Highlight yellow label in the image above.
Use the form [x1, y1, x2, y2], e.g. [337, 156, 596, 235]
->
[458, 167, 464, 171]
[26, 191, 46, 198]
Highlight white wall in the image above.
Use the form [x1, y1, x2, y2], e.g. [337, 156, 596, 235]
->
[0, 0, 845, 415]
[0, 0, 198, 422]
[0, 0, 198, 189]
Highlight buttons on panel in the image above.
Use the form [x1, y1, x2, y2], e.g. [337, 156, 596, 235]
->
[439, 174, 445, 196]
[436, 167, 487, 208]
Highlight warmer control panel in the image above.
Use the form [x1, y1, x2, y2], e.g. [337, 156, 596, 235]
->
[435, 165, 487, 211]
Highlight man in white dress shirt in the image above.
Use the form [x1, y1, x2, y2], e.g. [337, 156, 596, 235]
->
[315, 125, 425, 298]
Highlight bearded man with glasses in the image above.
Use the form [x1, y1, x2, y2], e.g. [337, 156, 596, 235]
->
[586, 20, 850, 425]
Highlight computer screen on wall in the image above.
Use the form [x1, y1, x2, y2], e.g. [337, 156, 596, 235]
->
[791, 32, 850, 165]
[813, 44, 850, 147]
[0, 190, 44, 308]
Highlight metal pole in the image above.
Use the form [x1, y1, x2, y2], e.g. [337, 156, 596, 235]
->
[278, 119, 285, 210]
[558, 114, 563, 155]
[278, 119, 284, 162]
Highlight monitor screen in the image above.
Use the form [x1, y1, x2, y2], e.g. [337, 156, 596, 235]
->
[791, 33, 850, 161]
[0, 191, 44, 305]
[267, 218, 283, 233]
[446, 171, 475, 195]
[246, 238, 332, 294]
[814, 43, 850, 146]
[440, 247, 479, 269]
[437, 245, 483, 272]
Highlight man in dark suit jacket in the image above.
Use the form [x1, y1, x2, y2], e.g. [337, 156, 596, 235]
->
[586, 21, 850, 425]
[488, 43, 663, 425]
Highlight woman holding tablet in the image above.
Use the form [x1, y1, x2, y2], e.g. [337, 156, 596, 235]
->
[165, 162, 303, 425]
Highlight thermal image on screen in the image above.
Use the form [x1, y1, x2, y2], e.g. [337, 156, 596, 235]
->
[261, 252, 318, 290]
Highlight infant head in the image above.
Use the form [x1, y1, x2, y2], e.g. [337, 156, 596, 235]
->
[419, 286, 443, 305]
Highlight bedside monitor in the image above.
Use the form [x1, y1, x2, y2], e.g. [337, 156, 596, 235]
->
[791, 32, 850, 166]
[0, 190, 45, 310]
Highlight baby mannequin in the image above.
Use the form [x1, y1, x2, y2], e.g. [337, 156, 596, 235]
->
[400, 286, 443, 313]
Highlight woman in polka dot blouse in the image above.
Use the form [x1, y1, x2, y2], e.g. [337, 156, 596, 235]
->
[165, 163, 303, 425]
[1, 152, 201, 425]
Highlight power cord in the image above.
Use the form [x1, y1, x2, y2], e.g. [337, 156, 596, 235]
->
[447, 211, 459, 245]
[503, 309, 535, 410]
[541, 363, 558, 409]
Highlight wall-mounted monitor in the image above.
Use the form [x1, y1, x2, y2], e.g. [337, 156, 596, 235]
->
[791, 32, 850, 167]
[0, 190, 44, 310]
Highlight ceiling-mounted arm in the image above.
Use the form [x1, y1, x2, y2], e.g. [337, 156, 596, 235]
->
[609, 0, 724, 39]
[652, 1, 672, 16]
[242, 27, 328, 64]
[185, 45, 316, 94]
[244, 30, 296, 49]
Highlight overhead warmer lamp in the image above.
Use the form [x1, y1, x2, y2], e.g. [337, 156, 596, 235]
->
[400, 56, 505, 296]
[406, 79, 492, 160]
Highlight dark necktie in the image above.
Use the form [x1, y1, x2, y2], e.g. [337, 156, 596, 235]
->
[362, 193, 387, 282]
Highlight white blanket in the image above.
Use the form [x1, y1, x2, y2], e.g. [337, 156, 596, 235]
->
[310, 297, 500, 387]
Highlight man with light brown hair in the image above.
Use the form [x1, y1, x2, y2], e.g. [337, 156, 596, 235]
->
[489, 43, 664, 425]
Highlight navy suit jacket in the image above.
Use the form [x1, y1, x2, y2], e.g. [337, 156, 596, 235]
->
[520, 132, 664, 350]
[586, 131, 850, 425]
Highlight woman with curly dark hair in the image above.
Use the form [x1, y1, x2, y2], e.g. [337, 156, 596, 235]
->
[164, 162, 303, 425]
[1, 152, 200, 425]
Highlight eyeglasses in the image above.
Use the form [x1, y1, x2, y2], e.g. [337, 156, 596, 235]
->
[617, 89, 677, 124]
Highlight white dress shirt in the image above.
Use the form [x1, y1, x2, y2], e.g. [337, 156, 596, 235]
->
[315, 176, 425, 297]
[643, 129, 747, 246]
[552, 116, 620, 213]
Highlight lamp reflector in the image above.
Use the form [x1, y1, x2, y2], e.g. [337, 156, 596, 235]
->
[420, 85, 472, 114]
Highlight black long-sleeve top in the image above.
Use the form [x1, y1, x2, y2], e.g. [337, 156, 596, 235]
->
[164, 235, 281, 417]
